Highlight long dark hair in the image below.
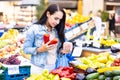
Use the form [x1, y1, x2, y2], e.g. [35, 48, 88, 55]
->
[36, 4, 66, 49]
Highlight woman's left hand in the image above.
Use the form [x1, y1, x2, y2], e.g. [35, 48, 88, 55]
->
[61, 42, 73, 54]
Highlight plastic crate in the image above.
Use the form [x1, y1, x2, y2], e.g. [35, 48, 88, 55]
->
[3, 65, 31, 80]
[0, 66, 6, 80]
[0, 73, 5, 80]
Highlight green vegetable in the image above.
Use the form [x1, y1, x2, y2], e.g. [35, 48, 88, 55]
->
[105, 77, 113, 80]
[86, 72, 99, 80]
[112, 70, 120, 76]
[113, 76, 120, 80]
[98, 74, 106, 80]
[104, 71, 113, 77]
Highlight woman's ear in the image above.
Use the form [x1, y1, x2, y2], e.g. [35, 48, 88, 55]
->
[46, 11, 50, 17]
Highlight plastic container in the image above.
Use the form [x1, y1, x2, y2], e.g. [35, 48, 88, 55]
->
[2, 65, 31, 80]
[0, 73, 5, 80]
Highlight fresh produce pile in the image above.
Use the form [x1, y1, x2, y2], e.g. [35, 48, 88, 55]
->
[111, 58, 120, 66]
[27, 68, 73, 80]
[0, 54, 21, 65]
[88, 36, 120, 49]
[64, 9, 90, 29]
[0, 29, 31, 59]
[78, 69, 120, 80]
[50, 66, 76, 80]
[73, 52, 116, 70]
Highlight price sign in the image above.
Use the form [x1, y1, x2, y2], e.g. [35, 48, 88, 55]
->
[72, 27, 80, 35]
[8, 65, 19, 75]
[65, 31, 74, 40]
[81, 23, 88, 30]
[72, 46, 82, 57]
[93, 42, 100, 48]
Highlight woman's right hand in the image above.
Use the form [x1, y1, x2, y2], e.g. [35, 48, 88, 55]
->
[37, 42, 57, 53]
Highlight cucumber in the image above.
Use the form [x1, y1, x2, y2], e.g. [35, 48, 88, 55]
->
[86, 72, 99, 80]
[105, 77, 113, 80]
[113, 76, 120, 80]
[104, 71, 113, 77]
[112, 70, 120, 76]
[98, 74, 106, 80]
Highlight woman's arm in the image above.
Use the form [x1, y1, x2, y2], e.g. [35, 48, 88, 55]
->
[23, 26, 38, 55]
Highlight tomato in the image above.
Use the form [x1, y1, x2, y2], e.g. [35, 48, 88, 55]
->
[114, 59, 120, 63]
[114, 63, 119, 66]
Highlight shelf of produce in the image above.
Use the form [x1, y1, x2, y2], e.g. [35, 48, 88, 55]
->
[65, 18, 95, 41]
[81, 47, 111, 57]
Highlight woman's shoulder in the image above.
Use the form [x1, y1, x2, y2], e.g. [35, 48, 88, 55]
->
[29, 24, 44, 31]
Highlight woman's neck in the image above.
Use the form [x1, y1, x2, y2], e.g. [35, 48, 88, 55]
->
[45, 23, 52, 32]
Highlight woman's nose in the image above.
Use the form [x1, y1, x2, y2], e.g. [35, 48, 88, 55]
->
[56, 20, 60, 24]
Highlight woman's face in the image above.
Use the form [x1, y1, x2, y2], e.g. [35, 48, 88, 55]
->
[47, 11, 63, 28]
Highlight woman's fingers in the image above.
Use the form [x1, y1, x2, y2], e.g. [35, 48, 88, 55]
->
[46, 44, 57, 50]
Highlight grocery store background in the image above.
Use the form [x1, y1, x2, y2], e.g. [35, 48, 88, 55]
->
[0, 0, 120, 34]
[0, 1, 120, 80]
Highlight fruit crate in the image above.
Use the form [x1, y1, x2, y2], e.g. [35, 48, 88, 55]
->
[0, 73, 5, 80]
[1, 65, 31, 80]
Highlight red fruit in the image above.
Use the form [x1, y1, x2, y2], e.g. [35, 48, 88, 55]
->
[114, 59, 120, 63]
[43, 34, 50, 44]
[48, 38, 58, 45]
[111, 63, 115, 66]
[115, 63, 119, 66]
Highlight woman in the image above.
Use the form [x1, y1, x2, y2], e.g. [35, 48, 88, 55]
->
[23, 4, 73, 73]
[108, 13, 116, 37]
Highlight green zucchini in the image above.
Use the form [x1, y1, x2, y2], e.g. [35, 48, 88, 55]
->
[113, 76, 120, 80]
[86, 72, 99, 80]
[112, 70, 120, 76]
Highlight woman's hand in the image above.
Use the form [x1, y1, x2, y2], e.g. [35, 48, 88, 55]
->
[37, 42, 57, 53]
[61, 42, 73, 54]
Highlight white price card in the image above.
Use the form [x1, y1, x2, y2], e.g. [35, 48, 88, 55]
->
[65, 31, 73, 39]
[93, 42, 100, 48]
[72, 47, 82, 57]
[81, 23, 88, 30]
[8, 65, 19, 75]
[72, 27, 80, 35]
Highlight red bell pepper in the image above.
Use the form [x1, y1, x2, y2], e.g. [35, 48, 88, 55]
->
[48, 38, 58, 45]
[43, 34, 50, 44]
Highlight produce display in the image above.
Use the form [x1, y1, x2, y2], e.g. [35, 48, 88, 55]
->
[83, 36, 120, 49]
[0, 9, 120, 80]
[50, 66, 76, 80]
[64, 9, 90, 29]
[27, 69, 61, 80]
[111, 58, 120, 66]
[72, 52, 116, 70]
[0, 54, 21, 65]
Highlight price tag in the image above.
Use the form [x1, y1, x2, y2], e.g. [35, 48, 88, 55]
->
[81, 23, 88, 30]
[65, 31, 73, 39]
[72, 47, 82, 57]
[72, 27, 80, 35]
[8, 65, 19, 75]
[93, 42, 100, 48]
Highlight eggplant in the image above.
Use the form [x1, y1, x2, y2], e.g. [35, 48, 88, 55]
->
[85, 67, 97, 74]
[75, 73, 85, 80]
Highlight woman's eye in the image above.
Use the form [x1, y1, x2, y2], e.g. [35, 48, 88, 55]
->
[54, 17, 59, 20]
